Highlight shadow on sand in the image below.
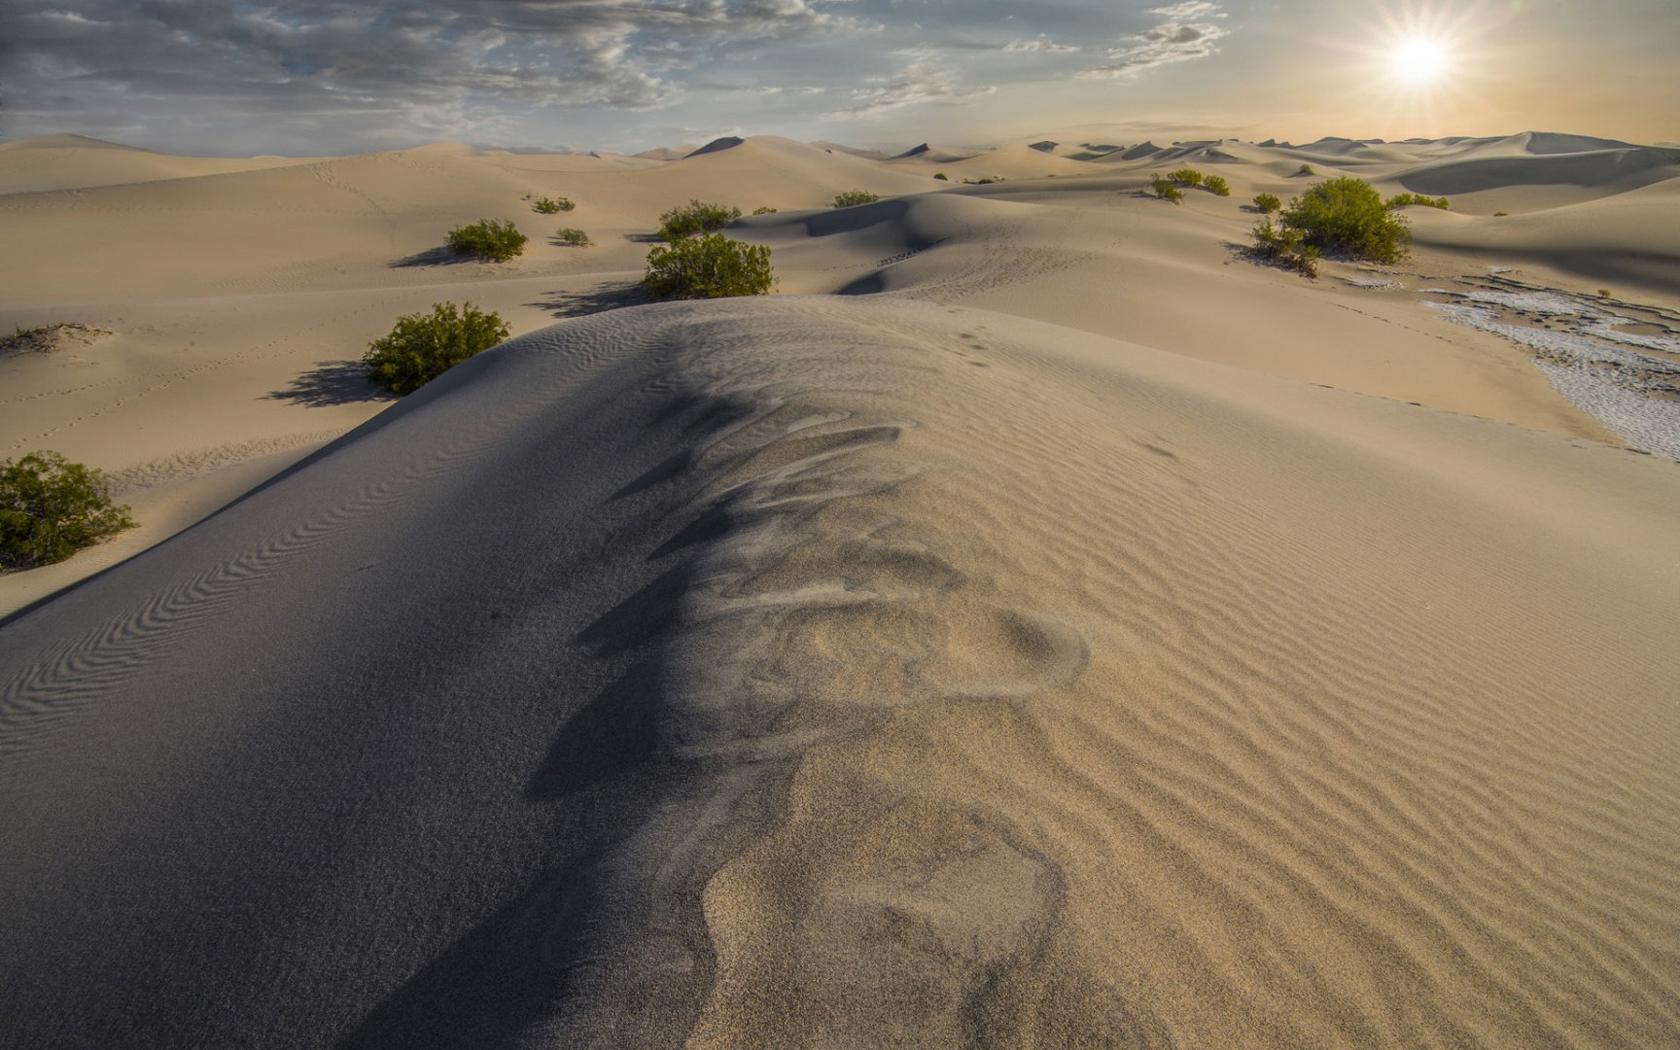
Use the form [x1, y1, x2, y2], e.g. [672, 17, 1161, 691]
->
[528, 282, 653, 319]
[389, 246, 476, 268]
[266, 360, 395, 407]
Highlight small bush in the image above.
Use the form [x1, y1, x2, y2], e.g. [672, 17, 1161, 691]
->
[1279, 177, 1411, 264]
[832, 189, 880, 208]
[1598, 288, 1613, 298]
[0, 451, 135, 568]
[555, 227, 591, 246]
[933, 172, 949, 181]
[533, 196, 575, 214]
[1296, 164, 1316, 176]
[1253, 192, 1282, 213]
[1203, 174, 1231, 197]
[1149, 175, 1184, 203]
[643, 234, 773, 299]
[657, 200, 741, 242]
[1252, 218, 1320, 278]
[363, 301, 511, 395]
[1168, 168, 1204, 187]
[1385, 192, 1449, 210]
[961, 176, 1003, 185]
[1494, 210, 1509, 216]
[752, 206, 779, 215]
[446, 219, 527, 262]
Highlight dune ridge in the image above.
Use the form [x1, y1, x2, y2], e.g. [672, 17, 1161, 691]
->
[3, 296, 1678, 1047]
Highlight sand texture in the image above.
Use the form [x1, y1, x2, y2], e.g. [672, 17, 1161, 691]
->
[3, 132, 1679, 1048]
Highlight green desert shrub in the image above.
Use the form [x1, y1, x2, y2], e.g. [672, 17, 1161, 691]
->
[555, 227, 591, 246]
[1384, 192, 1450, 210]
[446, 219, 527, 262]
[832, 189, 880, 207]
[752, 206, 779, 215]
[1167, 168, 1204, 187]
[1149, 175, 1184, 203]
[362, 301, 511, 395]
[1253, 192, 1282, 213]
[643, 234, 773, 299]
[933, 172, 949, 180]
[1203, 174, 1232, 197]
[533, 195, 575, 214]
[0, 451, 135, 568]
[1278, 177, 1412, 263]
[657, 200, 741, 241]
[1296, 164, 1316, 176]
[1252, 218, 1320, 278]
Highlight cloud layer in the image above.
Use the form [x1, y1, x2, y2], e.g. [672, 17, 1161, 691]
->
[0, 0, 1239, 152]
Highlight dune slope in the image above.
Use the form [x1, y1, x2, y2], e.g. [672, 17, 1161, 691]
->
[3, 295, 1677, 1049]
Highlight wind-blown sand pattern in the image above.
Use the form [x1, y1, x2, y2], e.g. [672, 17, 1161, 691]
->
[3, 132, 1680, 1048]
[4, 295, 1679, 1047]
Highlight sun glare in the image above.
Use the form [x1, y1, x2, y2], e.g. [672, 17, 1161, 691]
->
[1335, 2, 1508, 132]
[1392, 38, 1449, 84]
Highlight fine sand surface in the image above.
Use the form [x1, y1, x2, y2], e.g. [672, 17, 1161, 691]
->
[3, 132, 1679, 1048]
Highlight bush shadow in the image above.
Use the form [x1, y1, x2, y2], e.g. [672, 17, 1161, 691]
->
[265, 360, 396, 407]
[527, 282, 652, 319]
[389, 246, 472, 269]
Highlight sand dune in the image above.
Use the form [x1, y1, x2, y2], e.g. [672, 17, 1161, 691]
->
[3, 128, 1680, 1049]
[3, 295, 1678, 1048]
[0, 133, 317, 194]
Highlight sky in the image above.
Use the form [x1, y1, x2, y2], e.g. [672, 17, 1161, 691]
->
[1, 0, 1676, 156]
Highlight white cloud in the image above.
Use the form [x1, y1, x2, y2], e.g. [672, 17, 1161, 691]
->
[1147, 1, 1226, 19]
[1002, 36, 1081, 53]
[1079, 2, 1230, 79]
[822, 62, 995, 120]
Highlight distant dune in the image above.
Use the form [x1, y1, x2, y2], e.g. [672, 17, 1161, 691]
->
[3, 128, 1679, 1049]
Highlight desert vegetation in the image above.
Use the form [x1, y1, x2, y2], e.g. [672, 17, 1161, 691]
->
[554, 227, 591, 246]
[1203, 174, 1231, 197]
[0, 451, 135, 569]
[933, 172, 949, 180]
[1253, 192, 1282, 214]
[1261, 177, 1412, 266]
[446, 219, 527, 262]
[1384, 192, 1450, 210]
[1251, 219, 1321, 278]
[533, 195, 575, 214]
[643, 234, 773, 299]
[832, 190, 880, 207]
[362, 301, 511, 395]
[752, 206, 779, 215]
[1149, 174, 1185, 203]
[1167, 168, 1204, 188]
[657, 200, 741, 241]
[1296, 164, 1316, 176]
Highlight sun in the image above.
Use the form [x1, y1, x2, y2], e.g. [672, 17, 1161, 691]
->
[1391, 37, 1449, 85]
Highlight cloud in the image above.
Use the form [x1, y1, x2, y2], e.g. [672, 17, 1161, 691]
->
[822, 62, 995, 120]
[1079, 2, 1230, 79]
[1002, 36, 1081, 53]
[1146, 1, 1226, 19]
[0, 0, 878, 148]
